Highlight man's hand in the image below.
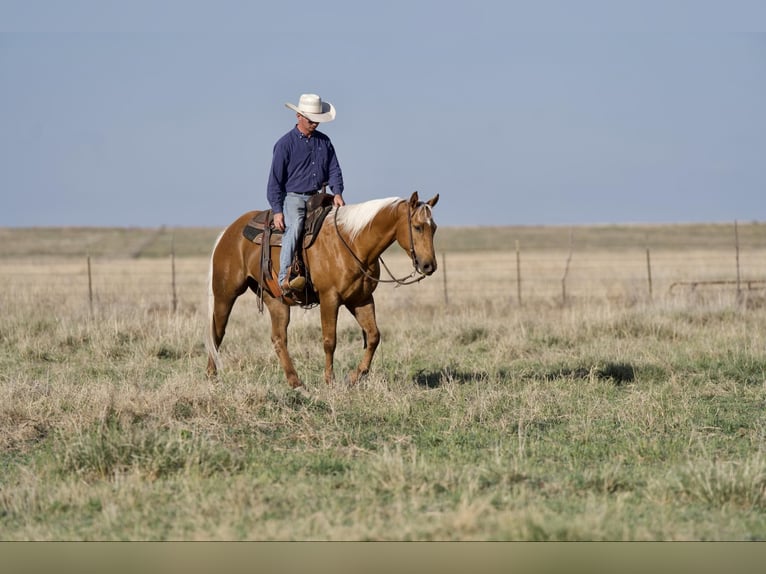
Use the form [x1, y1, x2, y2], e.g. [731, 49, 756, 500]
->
[333, 194, 345, 208]
[273, 212, 285, 231]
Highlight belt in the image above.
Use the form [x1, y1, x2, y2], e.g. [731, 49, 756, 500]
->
[288, 190, 318, 196]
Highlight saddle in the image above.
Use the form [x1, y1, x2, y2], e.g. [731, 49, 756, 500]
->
[242, 192, 335, 306]
[242, 192, 334, 249]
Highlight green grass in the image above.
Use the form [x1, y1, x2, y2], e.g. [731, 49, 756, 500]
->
[1, 288, 765, 539]
[1, 223, 765, 540]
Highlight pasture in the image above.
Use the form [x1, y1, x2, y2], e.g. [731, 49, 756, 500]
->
[1, 222, 765, 540]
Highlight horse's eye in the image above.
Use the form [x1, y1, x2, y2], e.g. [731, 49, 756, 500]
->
[414, 225, 423, 233]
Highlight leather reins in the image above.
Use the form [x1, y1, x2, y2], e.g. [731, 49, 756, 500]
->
[333, 200, 428, 286]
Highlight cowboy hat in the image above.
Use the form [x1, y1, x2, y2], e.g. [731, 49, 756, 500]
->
[285, 93, 336, 123]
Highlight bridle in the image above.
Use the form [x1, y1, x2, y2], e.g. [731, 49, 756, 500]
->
[333, 200, 429, 286]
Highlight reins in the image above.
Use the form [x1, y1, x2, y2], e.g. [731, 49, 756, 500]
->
[333, 201, 427, 286]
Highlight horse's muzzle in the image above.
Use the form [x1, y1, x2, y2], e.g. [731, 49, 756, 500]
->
[417, 258, 437, 276]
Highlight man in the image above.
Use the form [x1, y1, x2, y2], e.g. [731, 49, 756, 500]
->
[267, 93, 345, 295]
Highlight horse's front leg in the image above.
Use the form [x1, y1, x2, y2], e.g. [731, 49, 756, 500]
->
[319, 297, 340, 385]
[346, 298, 380, 385]
[264, 296, 302, 389]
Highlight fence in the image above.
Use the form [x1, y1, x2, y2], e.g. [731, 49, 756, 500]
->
[1, 224, 765, 315]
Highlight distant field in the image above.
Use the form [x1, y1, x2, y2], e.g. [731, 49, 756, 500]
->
[0, 226, 220, 259]
[1, 222, 766, 540]
[1, 222, 764, 308]
[1, 220, 764, 257]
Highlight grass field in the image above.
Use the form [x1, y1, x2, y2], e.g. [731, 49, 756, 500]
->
[1, 224, 765, 540]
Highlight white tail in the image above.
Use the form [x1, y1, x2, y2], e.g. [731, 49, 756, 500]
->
[205, 230, 225, 373]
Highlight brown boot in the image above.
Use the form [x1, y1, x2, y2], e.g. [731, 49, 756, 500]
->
[288, 276, 306, 291]
[280, 276, 306, 295]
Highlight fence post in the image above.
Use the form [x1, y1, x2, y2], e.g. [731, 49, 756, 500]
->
[646, 246, 653, 300]
[515, 239, 522, 306]
[734, 220, 742, 304]
[561, 229, 573, 305]
[171, 234, 178, 313]
[441, 251, 448, 306]
[87, 255, 93, 317]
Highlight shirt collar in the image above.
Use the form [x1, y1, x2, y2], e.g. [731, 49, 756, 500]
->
[293, 125, 311, 140]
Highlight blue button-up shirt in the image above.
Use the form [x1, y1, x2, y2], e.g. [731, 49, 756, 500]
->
[266, 127, 344, 214]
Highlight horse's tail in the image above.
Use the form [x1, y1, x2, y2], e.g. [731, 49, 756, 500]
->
[205, 230, 225, 373]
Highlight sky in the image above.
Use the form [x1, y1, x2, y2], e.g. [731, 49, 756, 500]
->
[1, 1, 765, 228]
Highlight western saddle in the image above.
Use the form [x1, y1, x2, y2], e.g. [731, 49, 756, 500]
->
[242, 191, 335, 307]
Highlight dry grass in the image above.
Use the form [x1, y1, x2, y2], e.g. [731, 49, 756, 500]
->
[1, 224, 765, 540]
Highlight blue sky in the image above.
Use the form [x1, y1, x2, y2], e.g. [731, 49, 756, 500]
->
[1, 1, 764, 227]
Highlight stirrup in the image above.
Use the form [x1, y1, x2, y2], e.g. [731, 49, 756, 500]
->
[289, 276, 306, 291]
[280, 276, 305, 295]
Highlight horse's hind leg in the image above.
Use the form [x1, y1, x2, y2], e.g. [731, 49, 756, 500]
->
[264, 295, 303, 389]
[346, 298, 380, 385]
[206, 291, 240, 376]
[206, 243, 247, 376]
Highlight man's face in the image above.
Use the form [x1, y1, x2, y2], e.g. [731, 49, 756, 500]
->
[297, 113, 319, 135]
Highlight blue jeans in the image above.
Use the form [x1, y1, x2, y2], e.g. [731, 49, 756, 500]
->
[278, 192, 309, 284]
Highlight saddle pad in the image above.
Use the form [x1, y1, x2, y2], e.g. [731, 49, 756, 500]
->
[250, 229, 283, 247]
[242, 210, 284, 245]
[242, 200, 334, 249]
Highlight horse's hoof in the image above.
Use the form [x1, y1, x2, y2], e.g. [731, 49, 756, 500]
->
[291, 384, 311, 399]
[346, 368, 370, 387]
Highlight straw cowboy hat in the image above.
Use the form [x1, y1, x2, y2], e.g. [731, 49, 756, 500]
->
[285, 93, 336, 123]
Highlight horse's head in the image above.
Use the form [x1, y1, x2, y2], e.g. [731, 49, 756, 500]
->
[398, 191, 439, 276]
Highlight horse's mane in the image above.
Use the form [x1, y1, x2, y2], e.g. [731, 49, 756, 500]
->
[334, 197, 402, 241]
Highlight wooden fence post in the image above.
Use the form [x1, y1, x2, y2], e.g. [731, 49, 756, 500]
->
[646, 247, 653, 300]
[734, 220, 742, 303]
[561, 229, 573, 305]
[441, 251, 448, 306]
[171, 234, 178, 313]
[87, 255, 93, 317]
[515, 240, 522, 306]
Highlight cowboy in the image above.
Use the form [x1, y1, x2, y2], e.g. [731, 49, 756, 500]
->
[267, 93, 345, 295]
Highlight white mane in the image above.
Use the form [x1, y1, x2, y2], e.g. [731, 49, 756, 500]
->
[334, 197, 402, 241]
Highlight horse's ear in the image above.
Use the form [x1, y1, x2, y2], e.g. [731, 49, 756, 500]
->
[426, 194, 439, 208]
[409, 191, 420, 207]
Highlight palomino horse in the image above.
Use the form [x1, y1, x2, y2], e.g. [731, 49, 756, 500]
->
[206, 191, 439, 389]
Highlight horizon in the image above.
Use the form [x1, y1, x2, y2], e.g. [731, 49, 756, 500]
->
[1, 218, 763, 231]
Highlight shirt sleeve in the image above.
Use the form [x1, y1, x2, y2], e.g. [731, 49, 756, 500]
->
[327, 142, 344, 196]
[267, 140, 289, 213]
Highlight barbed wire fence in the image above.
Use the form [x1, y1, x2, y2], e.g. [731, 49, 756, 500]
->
[1, 223, 765, 316]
